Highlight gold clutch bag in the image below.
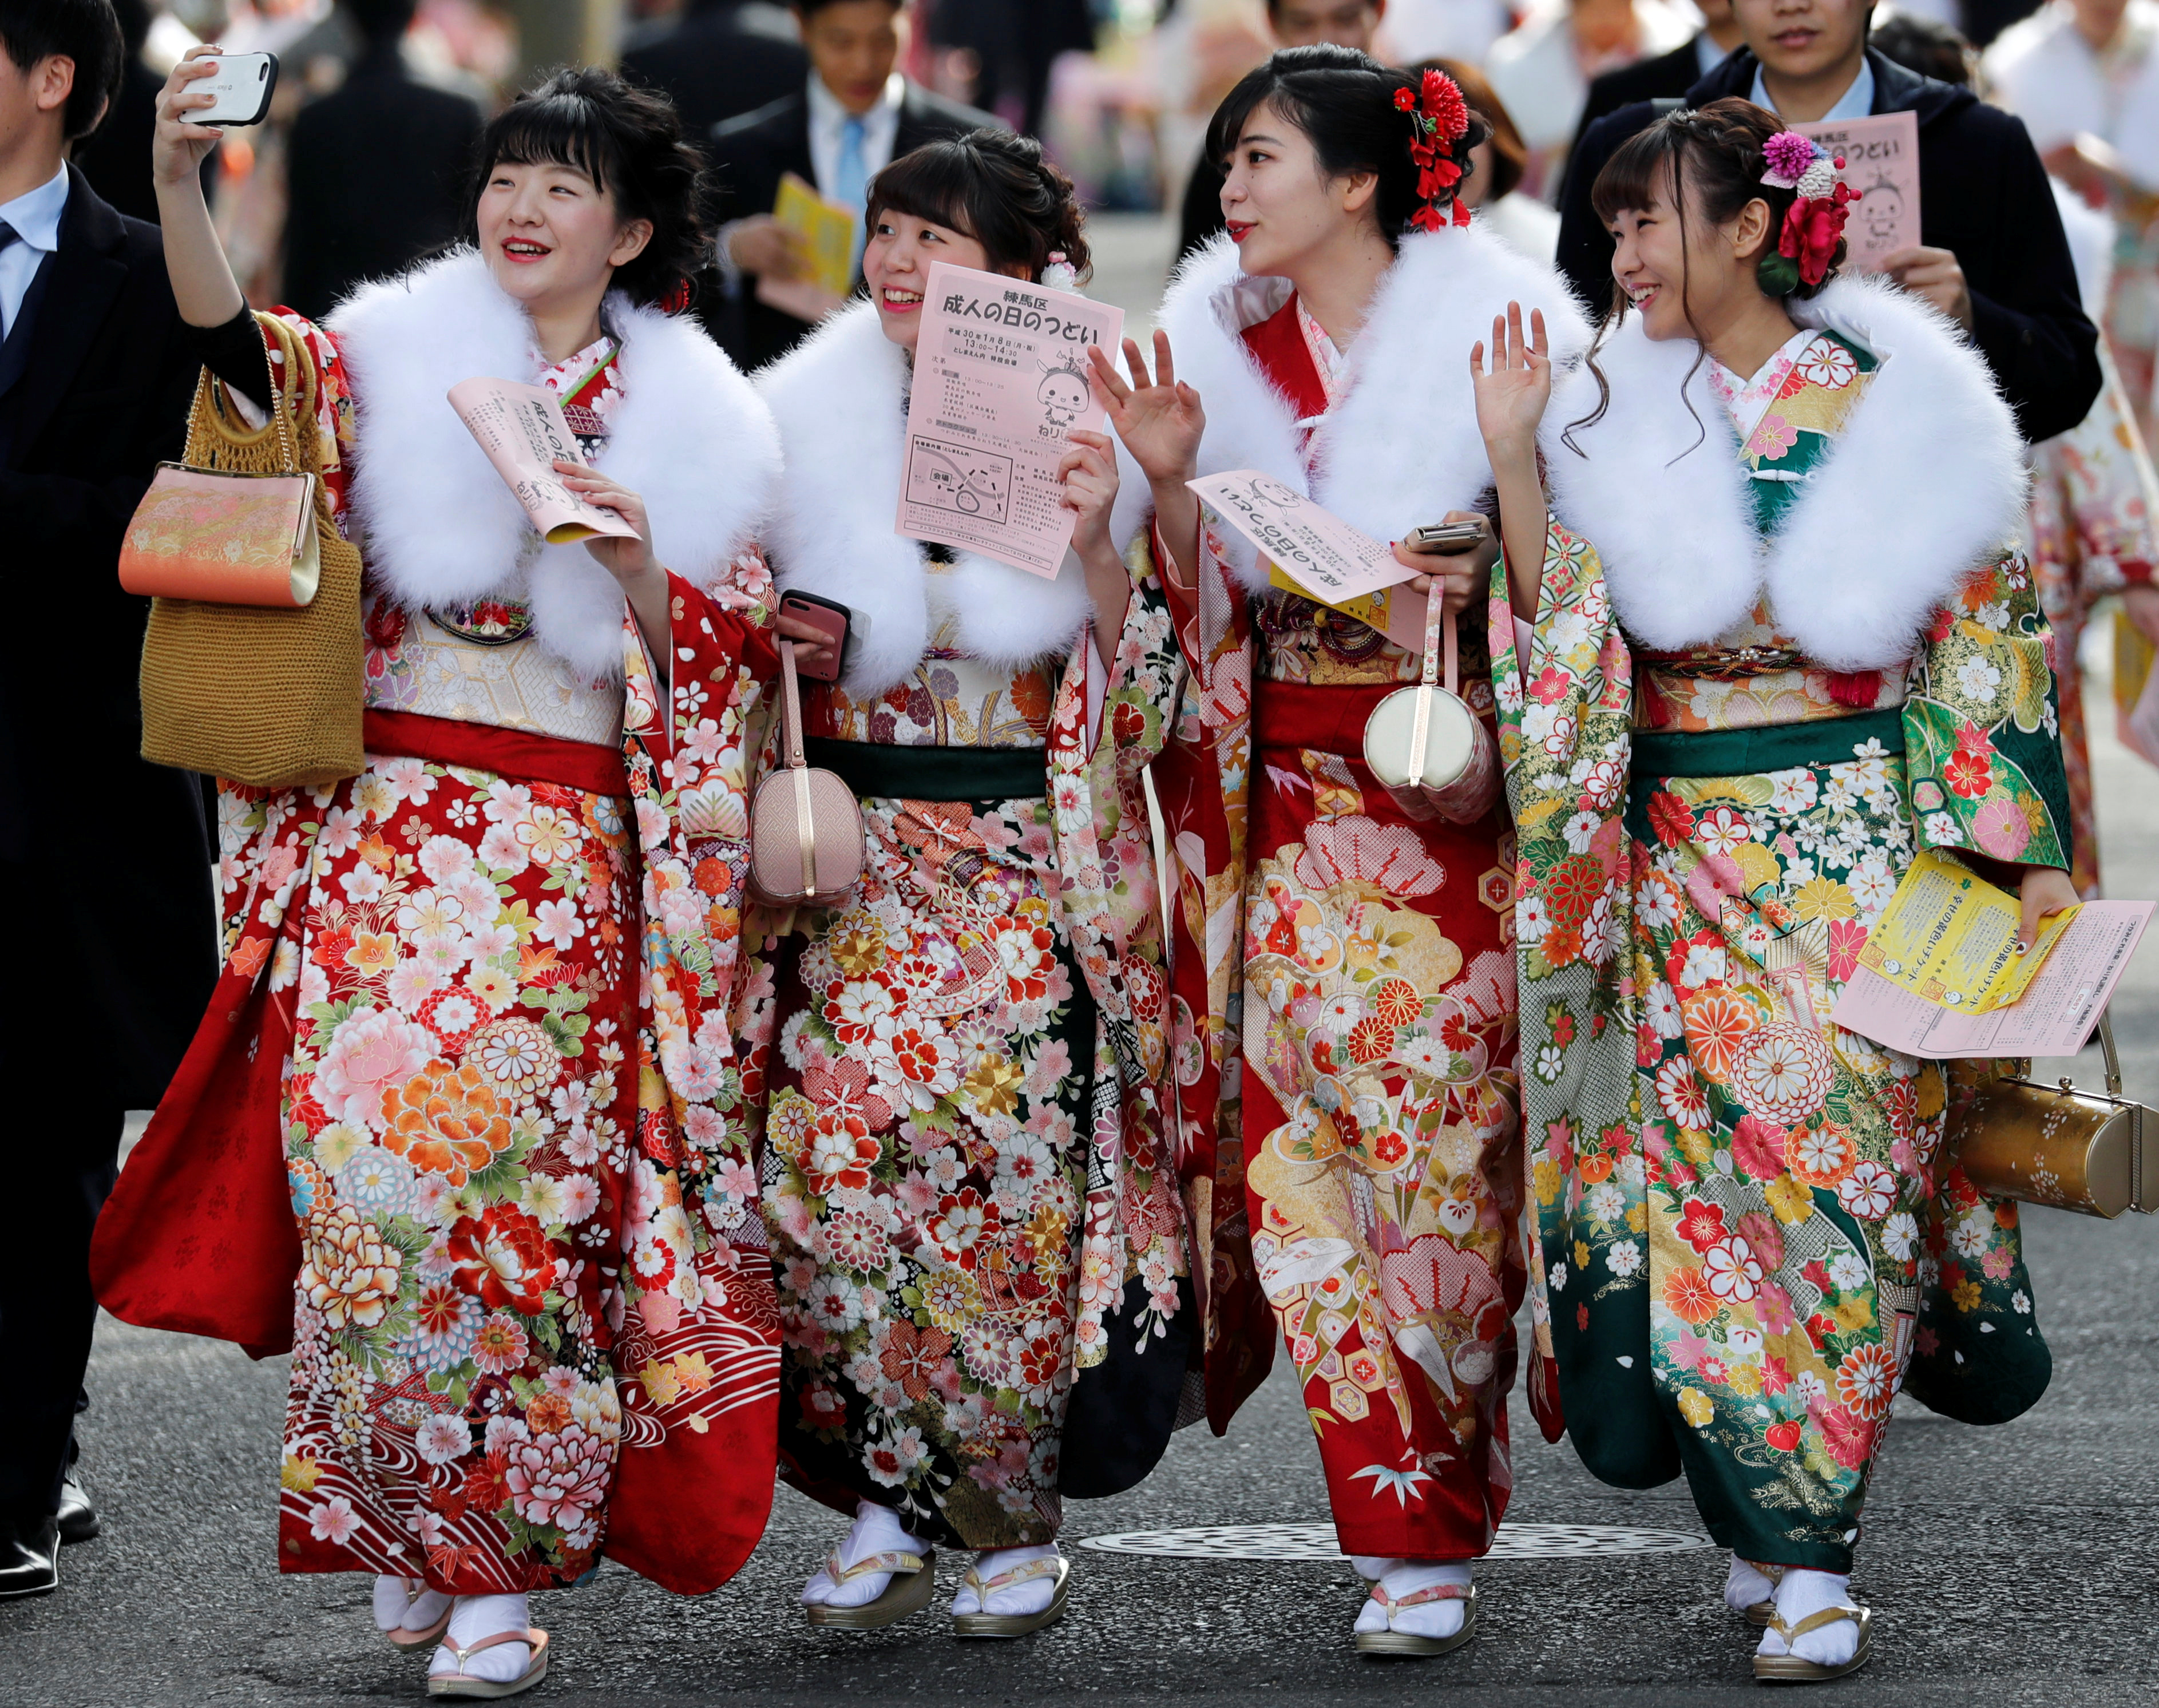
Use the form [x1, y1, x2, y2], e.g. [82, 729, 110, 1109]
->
[1952, 1010, 2154, 1217]
[133, 312, 363, 788]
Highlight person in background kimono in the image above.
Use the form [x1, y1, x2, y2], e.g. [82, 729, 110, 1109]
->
[1468, 98, 2079, 1683]
[1093, 48, 1590, 1655]
[92, 62, 817, 1699]
[744, 128, 1190, 1639]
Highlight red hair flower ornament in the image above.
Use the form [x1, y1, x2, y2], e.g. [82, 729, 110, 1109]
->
[1757, 131, 1854, 294]
[1403, 68, 1475, 232]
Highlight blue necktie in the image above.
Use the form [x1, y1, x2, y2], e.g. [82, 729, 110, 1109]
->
[833, 117, 869, 268]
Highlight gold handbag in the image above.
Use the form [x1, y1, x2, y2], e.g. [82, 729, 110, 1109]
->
[132, 312, 363, 788]
[747, 638, 866, 908]
[1952, 1010, 2155, 1217]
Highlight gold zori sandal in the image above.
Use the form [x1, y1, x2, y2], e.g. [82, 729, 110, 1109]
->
[805, 1547, 937, 1630]
[1353, 1579, 1477, 1658]
[1741, 1560, 1786, 1628]
[952, 1554, 1069, 1639]
[1753, 1603, 1872, 1683]
[383, 1578, 453, 1651]
[426, 1628, 550, 1699]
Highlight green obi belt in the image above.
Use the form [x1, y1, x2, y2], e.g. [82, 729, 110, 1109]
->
[1623, 705, 1905, 845]
[801, 736, 1048, 803]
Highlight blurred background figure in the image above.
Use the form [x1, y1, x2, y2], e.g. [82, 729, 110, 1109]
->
[919, 0, 1094, 136]
[1984, 0, 2159, 436]
[1572, 0, 1742, 137]
[280, 0, 480, 316]
[69, 0, 164, 218]
[706, 0, 996, 367]
[1484, 0, 1698, 200]
[620, 0, 807, 142]
[1172, 0, 1386, 260]
[1429, 54, 1560, 255]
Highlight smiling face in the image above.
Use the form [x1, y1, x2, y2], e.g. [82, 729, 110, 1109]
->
[1732, 0, 1867, 84]
[862, 208, 995, 350]
[1607, 157, 1772, 342]
[475, 159, 652, 317]
[1219, 98, 1378, 280]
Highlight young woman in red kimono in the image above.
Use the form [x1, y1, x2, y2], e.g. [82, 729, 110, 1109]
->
[1092, 47, 1588, 1655]
[92, 61, 817, 1699]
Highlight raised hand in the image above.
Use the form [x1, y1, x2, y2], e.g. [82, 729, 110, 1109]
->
[1087, 331, 1205, 489]
[1469, 301, 1551, 459]
[153, 47, 227, 187]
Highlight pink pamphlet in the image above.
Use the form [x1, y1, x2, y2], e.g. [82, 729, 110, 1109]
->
[1794, 112, 1920, 274]
[896, 260, 1123, 578]
[1830, 899, 2153, 1057]
[447, 377, 640, 546]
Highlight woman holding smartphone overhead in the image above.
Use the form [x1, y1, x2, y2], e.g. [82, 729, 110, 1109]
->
[742, 128, 1189, 1638]
[1472, 99, 2077, 1682]
[93, 58, 821, 1699]
[1094, 47, 1588, 1655]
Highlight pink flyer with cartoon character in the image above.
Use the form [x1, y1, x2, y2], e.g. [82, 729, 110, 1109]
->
[896, 259, 1123, 578]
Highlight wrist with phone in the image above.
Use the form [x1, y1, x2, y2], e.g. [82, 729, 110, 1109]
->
[186, 50, 280, 127]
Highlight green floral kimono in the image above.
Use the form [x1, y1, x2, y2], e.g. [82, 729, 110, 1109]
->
[1502, 313, 2071, 1571]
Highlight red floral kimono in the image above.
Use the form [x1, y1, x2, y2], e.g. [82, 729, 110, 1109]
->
[93, 269, 786, 1598]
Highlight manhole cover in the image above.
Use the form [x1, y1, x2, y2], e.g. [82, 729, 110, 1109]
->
[1079, 1521, 1709, 1560]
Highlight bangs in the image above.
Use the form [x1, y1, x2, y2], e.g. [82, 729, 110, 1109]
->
[1590, 121, 1682, 227]
[485, 90, 620, 195]
[865, 146, 981, 244]
[1203, 73, 1273, 174]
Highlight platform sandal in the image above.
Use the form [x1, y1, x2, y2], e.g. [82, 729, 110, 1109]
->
[1753, 1603, 1871, 1683]
[426, 1628, 549, 1699]
[806, 1547, 937, 1630]
[951, 1554, 1068, 1639]
[1353, 1579, 1477, 1658]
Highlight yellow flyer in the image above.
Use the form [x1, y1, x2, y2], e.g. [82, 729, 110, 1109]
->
[772, 171, 856, 296]
[1853, 847, 2075, 1011]
[1264, 564, 1428, 653]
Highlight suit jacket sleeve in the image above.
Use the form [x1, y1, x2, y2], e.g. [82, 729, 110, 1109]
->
[1961, 116, 2101, 445]
[1556, 108, 1640, 319]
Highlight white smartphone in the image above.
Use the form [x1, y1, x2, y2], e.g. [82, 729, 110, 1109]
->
[192, 52, 279, 127]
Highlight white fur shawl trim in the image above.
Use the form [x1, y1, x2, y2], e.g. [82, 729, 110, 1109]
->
[1107, 226, 1594, 588]
[1538, 274, 2029, 672]
[754, 300, 1094, 698]
[330, 249, 781, 680]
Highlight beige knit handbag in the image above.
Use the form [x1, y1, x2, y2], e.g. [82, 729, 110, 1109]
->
[132, 312, 363, 787]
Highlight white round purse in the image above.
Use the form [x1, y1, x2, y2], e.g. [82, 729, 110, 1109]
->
[1362, 588, 1478, 792]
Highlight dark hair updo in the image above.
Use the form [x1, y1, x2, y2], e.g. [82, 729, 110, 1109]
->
[1590, 96, 1845, 322]
[468, 65, 710, 311]
[1203, 44, 1490, 250]
[867, 129, 1091, 284]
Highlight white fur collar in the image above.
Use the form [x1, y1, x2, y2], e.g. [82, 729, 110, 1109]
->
[1538, 273, 2029, 672]
[330, 249, 781, 680]
[753, 300, 1093, 698]
[1107, 227, 1594, 586]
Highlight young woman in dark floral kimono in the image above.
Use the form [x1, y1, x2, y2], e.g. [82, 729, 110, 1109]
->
[1469, 99, 2079, 1683]
[95, 59, 825, 1699]
[1094, 47, 1589, 1655]
[744, 130, 1190, 1639]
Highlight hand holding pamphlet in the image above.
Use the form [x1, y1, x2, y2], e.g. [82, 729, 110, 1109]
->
[895, 260, 1123, 577]
[1793, 112, 1920, 274]
[1829, 847, 2153, 1057]
[755, 172, 854, 324]
[447, 378, 641, 546]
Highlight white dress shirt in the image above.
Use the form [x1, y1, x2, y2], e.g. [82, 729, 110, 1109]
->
[0, 165, 69, 340]
[1750, 57, 1877, 122]
[806, 70, 905, 213]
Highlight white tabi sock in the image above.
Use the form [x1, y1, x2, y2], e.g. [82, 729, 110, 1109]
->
[372, 1574, 415, 1632]
[1350, 1558, 1473, 1639]
[1756, 1567, 1861, 1666]
[429, 1593, 532, 1685]
[1724, 1554, 1780, 1612]
[950, 1543, 1060, 1616]
[802, 1500, 929, 1608]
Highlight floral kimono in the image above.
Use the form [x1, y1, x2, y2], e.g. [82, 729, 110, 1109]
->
[1508, 275, 2068, 1572]
[2025, 338, 2159, 893]
[93, 252, 790, 1596]
[740, 303, 1190, 1549]
[1120, 229, 1591, 1559]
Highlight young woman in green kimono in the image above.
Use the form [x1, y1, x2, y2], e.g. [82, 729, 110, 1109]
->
[1467, 100, 2081, 1683]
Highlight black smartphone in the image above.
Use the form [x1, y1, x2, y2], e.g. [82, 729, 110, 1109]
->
[776, 589, 853, 683]
[1405, 520, 1488, 554]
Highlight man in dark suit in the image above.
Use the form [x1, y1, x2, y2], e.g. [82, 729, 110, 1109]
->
[66, 0, 157, 222]
[1571, 0, 1742, 142]
[1556, 0, 2099, 443]
[706, 0, 996, 368]
[280, 0, 481, 318]
[1174, 0, 1387, 266]
[621, 0, 809, 145]
[0, 0, 215, 1599]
